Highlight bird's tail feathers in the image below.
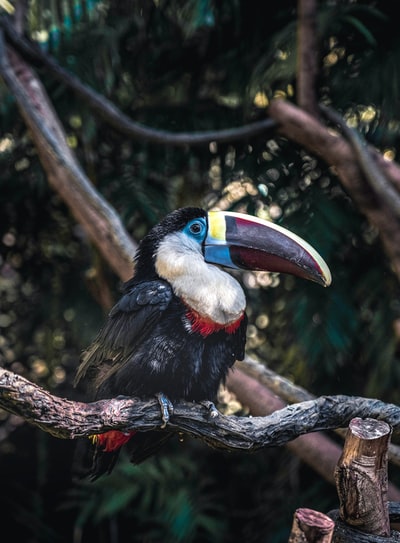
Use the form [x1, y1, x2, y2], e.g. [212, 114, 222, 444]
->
[72, 438, 121, 481]
[72, 430, 135, 481]
[126, 430, 174, 464]
[72, 430, 173, 480]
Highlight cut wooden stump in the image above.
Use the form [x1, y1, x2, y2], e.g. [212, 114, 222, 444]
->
[334, 417, 391, 536]
[328, 418, 400, 540]
[329, 508, 400, 542]
[288, 508, 334, 542]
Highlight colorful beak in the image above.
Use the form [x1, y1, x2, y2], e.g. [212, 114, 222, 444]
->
[204, 211, 331, 287]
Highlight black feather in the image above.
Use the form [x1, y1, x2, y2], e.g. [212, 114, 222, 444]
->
[74, 208, 248, 478]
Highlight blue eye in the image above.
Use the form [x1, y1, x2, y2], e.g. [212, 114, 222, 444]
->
[184, 218, 207, 240]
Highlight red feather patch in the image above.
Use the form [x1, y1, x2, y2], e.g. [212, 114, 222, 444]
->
[90, 430, 136, 452]
[186, 310, 244, 337]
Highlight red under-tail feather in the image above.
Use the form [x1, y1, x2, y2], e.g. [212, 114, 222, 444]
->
[90, 430, 136, 452]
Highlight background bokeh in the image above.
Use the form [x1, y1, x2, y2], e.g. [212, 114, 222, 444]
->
[1, 1, 400, 541]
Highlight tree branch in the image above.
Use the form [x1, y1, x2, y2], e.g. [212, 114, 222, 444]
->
[227, 365, 400, 500]
[0, 29, 136, 281]
[296, 0, 320, 117]
[2, 367, 400, 454]
[320, 104, 400, 219]
[268, 98, 400, 281]
[236, 357, 400, 473]
[0, 16, 276, 147]
[3, 14, 400, 494]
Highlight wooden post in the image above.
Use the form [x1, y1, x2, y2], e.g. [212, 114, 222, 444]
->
[288, 508, 334, 542]
[334, 417, 392, 537]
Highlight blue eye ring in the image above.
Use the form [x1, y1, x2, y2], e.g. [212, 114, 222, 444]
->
[184, 218, 207, 240]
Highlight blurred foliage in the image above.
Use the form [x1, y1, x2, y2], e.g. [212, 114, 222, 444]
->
[62, 439, 340, 543]
[66, 447, 228, 542]
[1, 0, 400, 541]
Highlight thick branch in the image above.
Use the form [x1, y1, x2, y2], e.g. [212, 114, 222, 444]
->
[227, 367, 400, 501]
[268, 98, 400, 280]
[320, 104, 400, 218]
[2, 368, 400, 455]
[0, 30, 136, 281]
[236, 357, 400, 469]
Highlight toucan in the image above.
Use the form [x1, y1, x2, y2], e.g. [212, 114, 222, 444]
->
[74, 207, 331, 479]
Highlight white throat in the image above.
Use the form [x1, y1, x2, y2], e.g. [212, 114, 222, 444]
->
[155, 232, 246, 325]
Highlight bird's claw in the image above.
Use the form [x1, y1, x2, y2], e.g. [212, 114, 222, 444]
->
[200, 400, 219, 419]
[157, 393, 174, 428]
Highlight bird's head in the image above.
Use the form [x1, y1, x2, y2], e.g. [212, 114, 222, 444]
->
[134, 207, 331, 288]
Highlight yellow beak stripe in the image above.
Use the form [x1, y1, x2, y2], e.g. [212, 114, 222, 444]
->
[207, 211, 226, 240]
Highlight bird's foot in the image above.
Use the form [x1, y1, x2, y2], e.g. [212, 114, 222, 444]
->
[157, 393, 174, 428]
[200, 400, 219, 419]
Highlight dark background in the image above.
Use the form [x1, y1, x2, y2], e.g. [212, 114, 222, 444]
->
[1, 1, 400, 541]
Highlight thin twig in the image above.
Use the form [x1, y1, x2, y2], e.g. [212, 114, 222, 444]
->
[0, 16, 276, 147]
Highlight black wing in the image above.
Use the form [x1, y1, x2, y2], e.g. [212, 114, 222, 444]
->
[74, 279, 173, 394]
